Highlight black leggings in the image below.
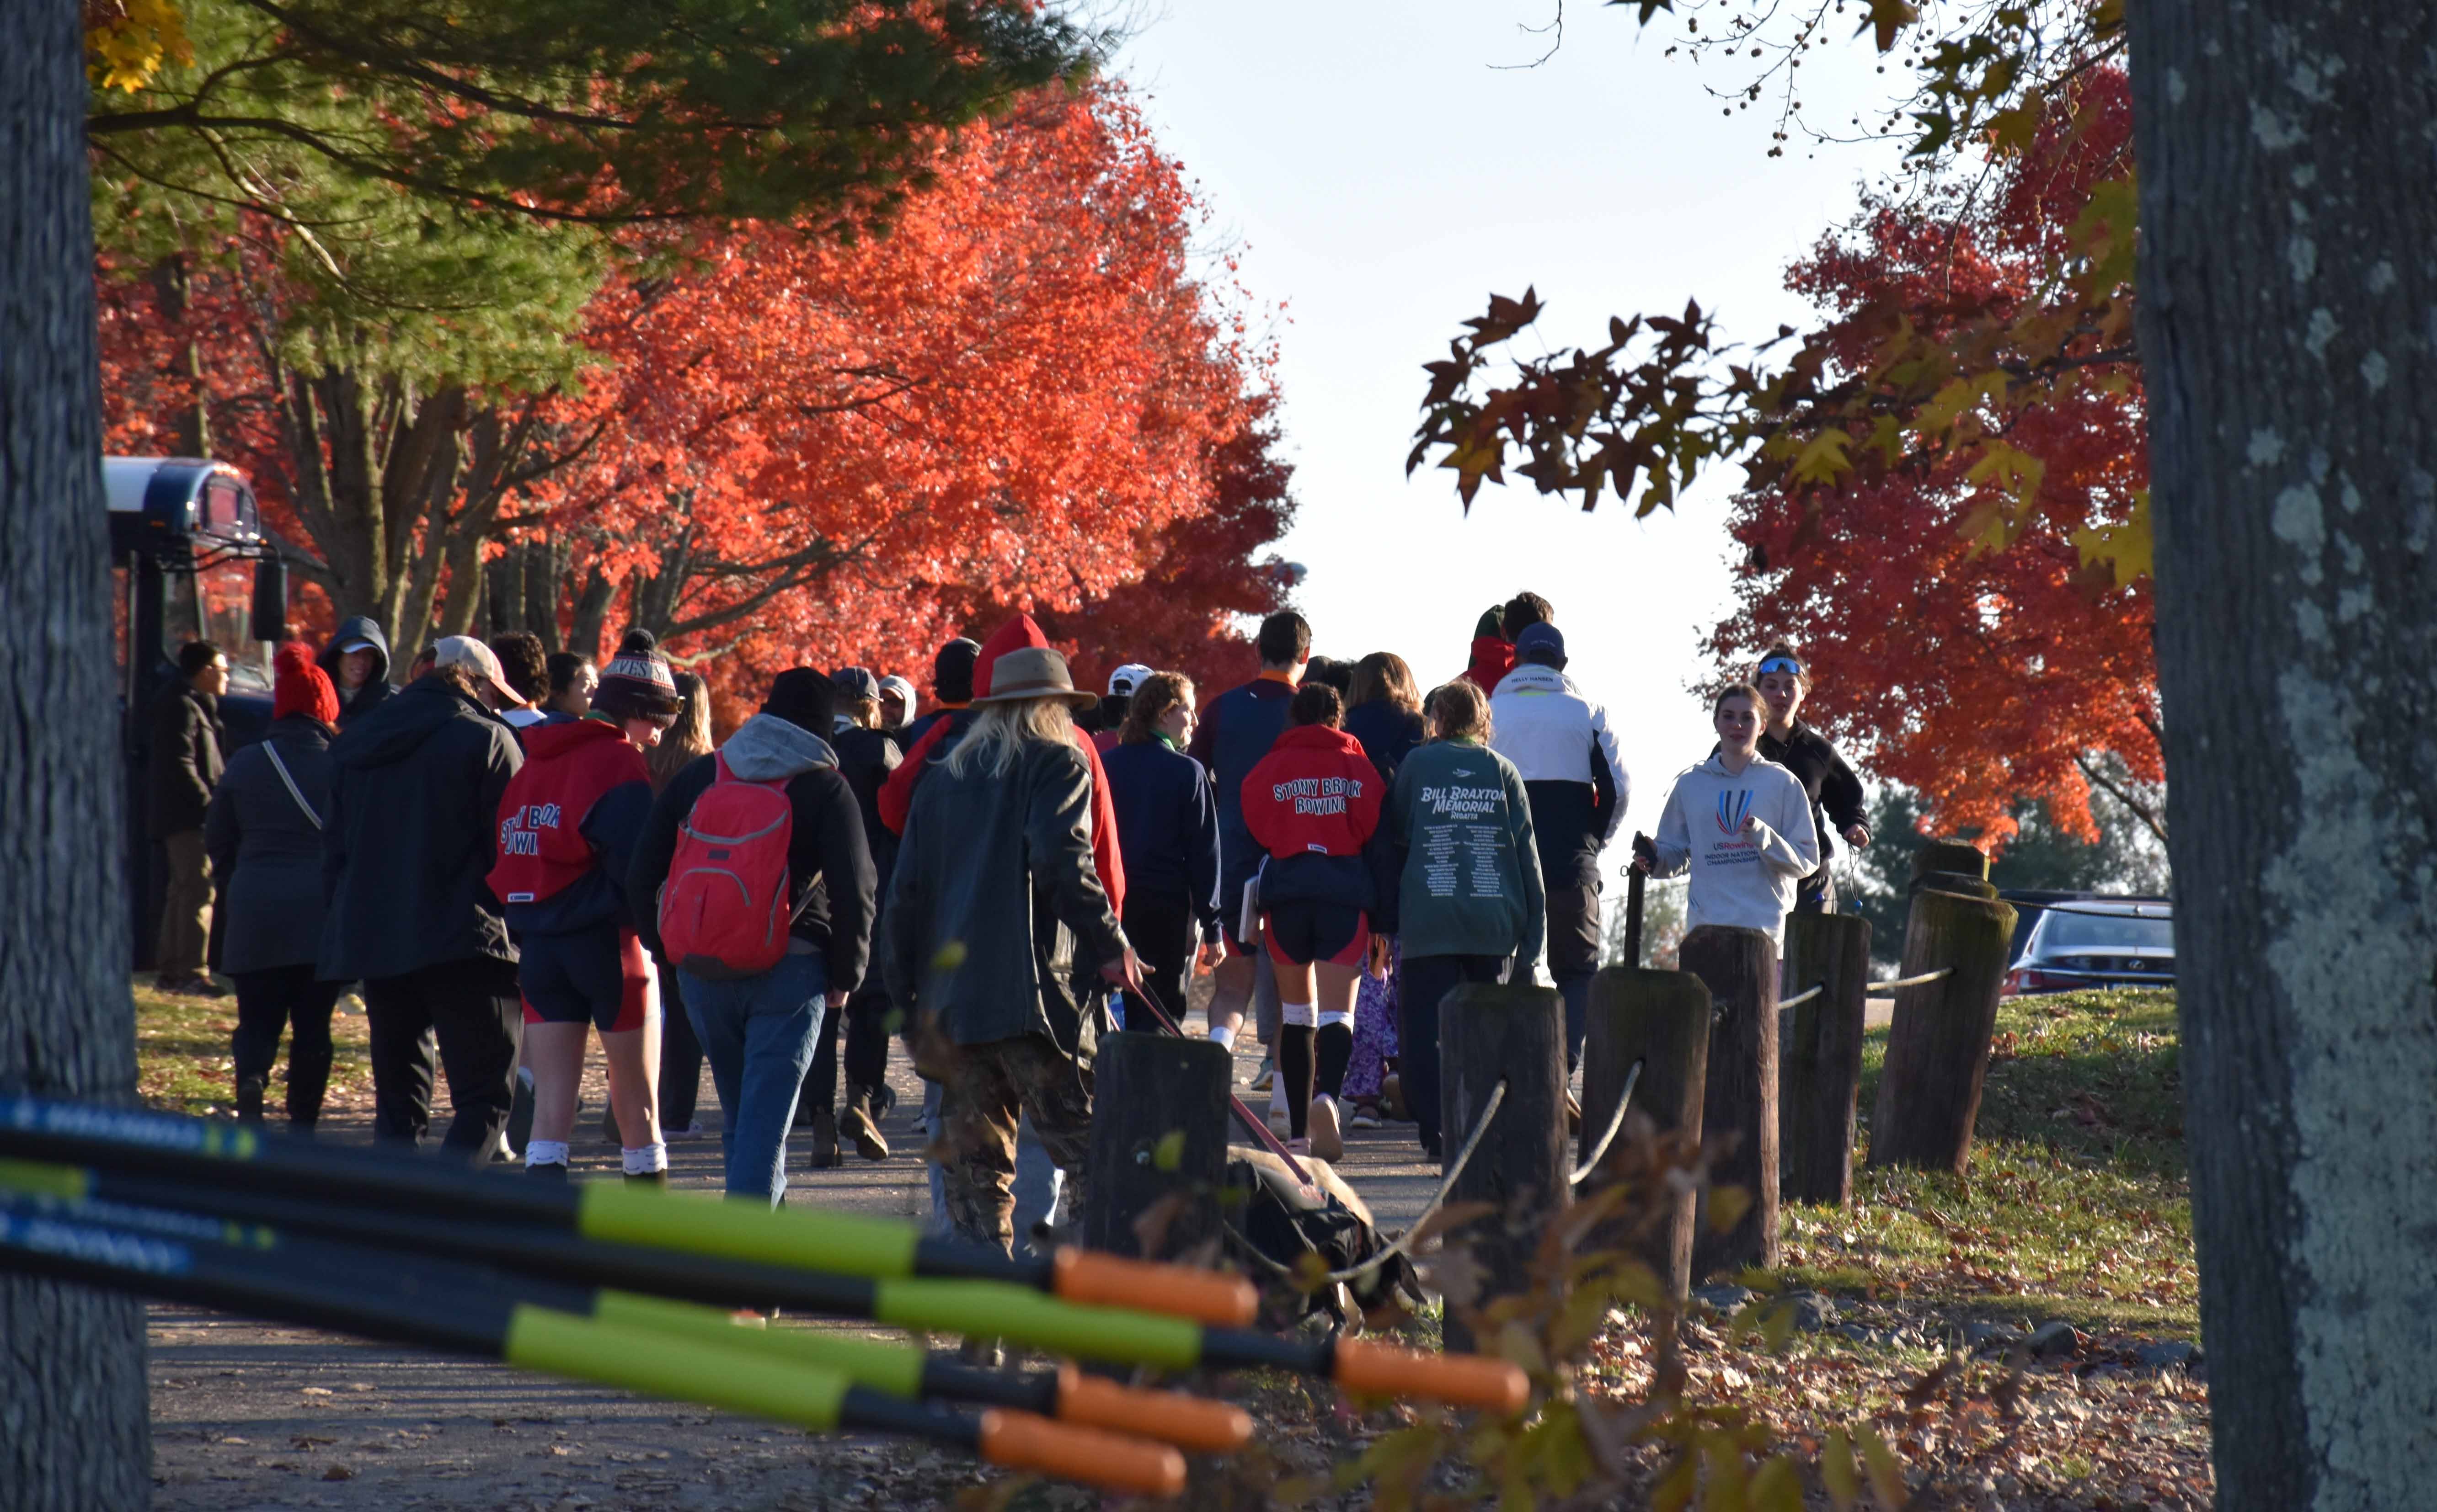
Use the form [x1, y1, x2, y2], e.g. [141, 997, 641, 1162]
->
[806, 983, 892, 1113]
[658, 964, 705, 1131]
[1397, 953, 1510, 1160]
[231, 964, 342, 1126]
[1120, 889, 1197, 1032]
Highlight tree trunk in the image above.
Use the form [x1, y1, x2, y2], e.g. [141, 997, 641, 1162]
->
[1083, 1033, 1230, 1262]
[1582, 966, 1710, 1303]
[2128, 6, 2437, 1503]
[1679, 925, 1779, 1279]
[0, 2, 154, 1501]
[1867, 888, 2015, 1173]
[1437, 982, 1568, 1353]
[1780, 911, 1871, 1206]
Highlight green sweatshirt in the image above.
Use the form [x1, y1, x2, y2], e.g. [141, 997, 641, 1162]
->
[1386, 738, 1546, 967]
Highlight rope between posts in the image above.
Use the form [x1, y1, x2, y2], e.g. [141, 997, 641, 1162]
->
[1777, 981, 1826, 1009]
[1569, 1060, 1642, 1186]
[1868, 967, 1952, 992]
[1319, 1079, 1507, 1285]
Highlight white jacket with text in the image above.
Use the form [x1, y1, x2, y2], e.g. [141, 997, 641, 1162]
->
[1647, 753, 1820, 949]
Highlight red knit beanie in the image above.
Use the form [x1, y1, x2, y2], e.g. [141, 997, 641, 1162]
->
[274, 641, 340, 725]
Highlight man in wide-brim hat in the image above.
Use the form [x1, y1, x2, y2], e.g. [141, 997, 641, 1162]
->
[881, 644, 1142, 1257]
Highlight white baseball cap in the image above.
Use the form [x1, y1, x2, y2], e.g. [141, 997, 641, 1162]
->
[429, 635, 522, 705]
[1106, 662, 1155, 698]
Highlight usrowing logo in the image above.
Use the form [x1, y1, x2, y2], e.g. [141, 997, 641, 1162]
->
[1715, 789, 1753, 835]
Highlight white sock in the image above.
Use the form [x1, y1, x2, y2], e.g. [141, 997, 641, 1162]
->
[1207, 1022, 1235, 1050]
[622, 1143, 668, 1175]
[1269, 1080, 1286, 1117]
[525, 1139, 569, 1168]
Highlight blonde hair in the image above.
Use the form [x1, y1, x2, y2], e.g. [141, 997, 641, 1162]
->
[1425, 680, 1492, 743]
[946, 696, 1077, 782]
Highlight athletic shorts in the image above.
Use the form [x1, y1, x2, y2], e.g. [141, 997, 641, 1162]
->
[520, 921, 657, 1033]
[1263, 902, 1370, 969]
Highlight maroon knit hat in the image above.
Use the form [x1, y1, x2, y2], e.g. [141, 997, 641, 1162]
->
[593, 629, 681, 724]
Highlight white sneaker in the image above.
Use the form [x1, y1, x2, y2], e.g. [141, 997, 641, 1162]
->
[1308, 1095, 1345, 1162]
[1348, 1104, 1382, 1130]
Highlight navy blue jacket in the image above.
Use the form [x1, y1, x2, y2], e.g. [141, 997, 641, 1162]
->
[1186, 675, 1295, 890]
[1344, 701, 1426, 787]
[1102, 737, 1222, 941]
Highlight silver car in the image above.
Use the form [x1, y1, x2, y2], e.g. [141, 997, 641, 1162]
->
[2001, 900, 2175, 996]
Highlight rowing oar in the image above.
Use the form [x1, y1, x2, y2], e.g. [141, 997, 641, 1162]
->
[1111, 985, 1317, 1186]
[0, 1096, 1254, 1325]
[0, 1196, 1186, 1496]
[0, 1152, 1525, 1412]
[0, 1171, 1249, 1453]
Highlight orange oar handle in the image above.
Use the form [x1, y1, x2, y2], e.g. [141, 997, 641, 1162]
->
[976, 1409, 1186, 1497]
[1054, 1363, 1253, 1453]
[1051, 1248, 1257, 1327]
[1333, 1338, 1531, 1415]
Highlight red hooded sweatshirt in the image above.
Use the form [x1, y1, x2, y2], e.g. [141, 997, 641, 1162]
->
[879, 615, 1126, 914]
[1460, 635, 1514, 692]
[1240, 723, 1386, 911]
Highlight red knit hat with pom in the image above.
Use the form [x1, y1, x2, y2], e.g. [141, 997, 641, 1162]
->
[274, 642, 340, 725]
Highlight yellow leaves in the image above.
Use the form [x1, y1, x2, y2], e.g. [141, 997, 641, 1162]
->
[1789, 427, 1853, 487]
[1958, 440, 2047, 554]
[1913, 370, 2009, 441]
[1820, 1427, 1907, 1510]
[1706, 1184, 1753, 1235]
[2069, 170, 2141, 302]
[1857, 1427, 1909, 1508]
[86, 0, 190, 91]
[1746, 1455, 1804, 1512]
[1821, 1430, 1860, 1511]
[2071, 490, 2154, 584]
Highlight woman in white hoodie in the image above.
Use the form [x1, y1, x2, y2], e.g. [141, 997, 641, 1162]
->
[1630, 684, 1820, 951]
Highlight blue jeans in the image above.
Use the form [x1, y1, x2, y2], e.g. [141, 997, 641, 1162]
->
[678, 954, 828, 1207]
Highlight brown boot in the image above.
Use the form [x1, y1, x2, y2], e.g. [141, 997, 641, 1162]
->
[806, 1106, 841, 1168]
[842, 1084, 891, 1161]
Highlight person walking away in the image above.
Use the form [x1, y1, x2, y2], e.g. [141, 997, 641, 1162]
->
[1093, 663, 1152, 754]
[801, 666, 902, 1165]
[1458, 607, 1514, 692]
[149, 640, 230, 996]
[647, 671, 716, 1139]
[629, 670, 875, 1206]
[1340, 653, 1426, 1126]
[1630, 683, 1819, 953]
[488, 631, 552, 732]
[1101, 673, 1224, 1034]
[492, 630, 679, 1183]
[1489, 622, 1630, 1071]
[1748, 645, 1870, 913]
[206, 644, 341, 1125]
[1240, 682, 1392, 1160]
[877, 674, 918, 735]
[1186, 611, 1308, 1084]
[540, 653, 598, 723]
[882, 647, 1140, 1255]
[319, 616, 394, 729]
[898, 639, 980, 749]
[321, 637, 526, 1158]
[1390, 681, 1545, 1161]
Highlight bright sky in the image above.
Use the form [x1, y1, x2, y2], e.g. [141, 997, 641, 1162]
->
[1113, 1, 1901, 843]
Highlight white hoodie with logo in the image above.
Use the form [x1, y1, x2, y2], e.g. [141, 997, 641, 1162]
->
[1647, 753, 1820, 949]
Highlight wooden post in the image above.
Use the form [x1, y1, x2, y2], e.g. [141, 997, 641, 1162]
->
[1084, 1032, 1232, 1260]
[1909, 840, 1989, 884]
[1582, 966, 1709, 1301]
[1438, 982, 1568, 1353]
[1916, 870, 1999, 901]
[1679, 925, 1780, 1280]
[1868, 889, 2020, 1173]
[1780, 911, 1872, 1206]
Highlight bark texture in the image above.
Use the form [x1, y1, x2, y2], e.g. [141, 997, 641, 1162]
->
[1679, 925, 1779, 1279]
[1438, 982, 1568, 1353]
[1582, 966, 1710, 1302]
[1865, 887, 2015, 1174]
[0, 1, 154, 1502]
[2129, 5, 2437, 1506]
[1780, 910, 1871, 1206]
[1082, 1032, 1230, 1261]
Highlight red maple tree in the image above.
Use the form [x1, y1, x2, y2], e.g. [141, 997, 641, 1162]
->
[1709, 71, 2160, 848]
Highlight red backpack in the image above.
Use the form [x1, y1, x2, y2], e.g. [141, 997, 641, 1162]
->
[656, 756, 801, 980]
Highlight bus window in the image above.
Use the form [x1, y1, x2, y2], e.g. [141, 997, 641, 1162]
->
[165, 556, 273, 695]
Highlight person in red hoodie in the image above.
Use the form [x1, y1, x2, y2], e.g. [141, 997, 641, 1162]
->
[1459, 607, 1514, 692]
[1240, 682, 1394, 1161]
[491, 630, 681, 1183]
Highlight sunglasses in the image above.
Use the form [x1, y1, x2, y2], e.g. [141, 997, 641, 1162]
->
[1756, 656, 1804, 676]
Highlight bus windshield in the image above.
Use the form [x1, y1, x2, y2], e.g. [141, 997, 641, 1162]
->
[166, 555, 272, 695]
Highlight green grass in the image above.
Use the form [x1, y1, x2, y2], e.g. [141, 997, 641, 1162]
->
[1779, 987, 2197, 1338]
[134, 978, 374, 1118]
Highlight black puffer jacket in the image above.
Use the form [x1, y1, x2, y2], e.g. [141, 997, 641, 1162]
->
[319, 676, 523, 980]
[205, 714, 333, 975]
[145, 680, 225, 837]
